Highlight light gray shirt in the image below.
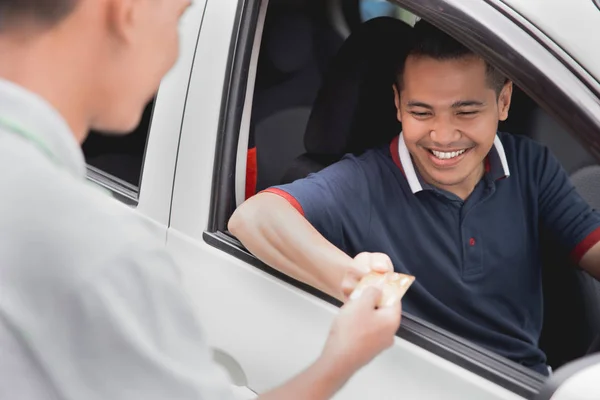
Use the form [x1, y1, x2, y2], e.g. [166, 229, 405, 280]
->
[0, 79, 236, 400]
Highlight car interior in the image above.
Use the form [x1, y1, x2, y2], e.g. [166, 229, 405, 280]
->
[249, 0, 345, 192]
[246, 0, 600, 373]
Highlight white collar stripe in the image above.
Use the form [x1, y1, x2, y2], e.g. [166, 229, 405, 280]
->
[398, 132, 423, 193]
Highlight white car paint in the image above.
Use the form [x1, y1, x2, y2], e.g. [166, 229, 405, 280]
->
[549, 363, 600, 400]
[500, 0, 600, 84]
[134, 0, 206, 231]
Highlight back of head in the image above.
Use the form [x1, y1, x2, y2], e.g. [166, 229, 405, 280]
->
[0, 0, 78, 31]
[0, 0, 189, 138]
[397, 20, 507, 95]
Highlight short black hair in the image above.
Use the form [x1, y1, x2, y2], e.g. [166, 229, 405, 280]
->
[0, 0, 78, 31]
[396, 20, 508, 96]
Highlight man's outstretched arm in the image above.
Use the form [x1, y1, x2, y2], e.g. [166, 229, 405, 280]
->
[229, 193, 393, 302]
[229, 192, 352, 301]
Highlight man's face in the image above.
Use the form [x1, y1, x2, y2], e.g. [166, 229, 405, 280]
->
[91, 0, 192, 133]
[393, 55, 512, 192]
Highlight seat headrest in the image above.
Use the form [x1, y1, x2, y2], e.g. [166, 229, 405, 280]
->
[304, 17, 413, 156]
[265, 11, 314, 74]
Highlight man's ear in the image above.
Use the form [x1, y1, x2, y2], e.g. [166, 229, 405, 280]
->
[106, 0, 137, 44]
[392, 84, 402, 122]
[498, 81, 513, 122]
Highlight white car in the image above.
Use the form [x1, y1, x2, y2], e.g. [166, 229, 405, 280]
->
[82, 0, 600, 399]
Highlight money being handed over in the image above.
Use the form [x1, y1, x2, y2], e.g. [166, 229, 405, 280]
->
[350, 271, 415, 308]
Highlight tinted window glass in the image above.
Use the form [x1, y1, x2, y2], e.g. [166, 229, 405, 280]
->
[82, 98, 154, 189]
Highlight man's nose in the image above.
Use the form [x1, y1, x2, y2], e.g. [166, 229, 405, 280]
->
[429, 117, 461, 145]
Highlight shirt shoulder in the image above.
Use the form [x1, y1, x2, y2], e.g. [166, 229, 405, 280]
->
[0, 134, 238, 400]
[0, 131, 165, 294]
[337, 144, 399, 183]
[497, 131, 551, 181]
[497, 131, 547, 157]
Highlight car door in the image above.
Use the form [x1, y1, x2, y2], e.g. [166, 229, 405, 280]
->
[168, 0, 600, 399]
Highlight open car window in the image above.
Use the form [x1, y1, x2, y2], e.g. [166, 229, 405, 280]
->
[204, 0, 600, 397]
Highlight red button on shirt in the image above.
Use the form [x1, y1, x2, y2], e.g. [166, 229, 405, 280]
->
[469, 238, 476, 246]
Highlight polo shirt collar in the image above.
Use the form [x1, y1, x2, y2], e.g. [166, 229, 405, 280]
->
[0, 78, 86, 179]
[391, 131, 510, 194]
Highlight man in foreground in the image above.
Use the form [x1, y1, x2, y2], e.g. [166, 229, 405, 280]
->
[230, 20, 600, 375]
[0, 1, 402, 399]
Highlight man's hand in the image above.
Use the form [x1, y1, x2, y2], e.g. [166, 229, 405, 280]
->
[340, 252, 394, 301]
[322, 284, 402, 374]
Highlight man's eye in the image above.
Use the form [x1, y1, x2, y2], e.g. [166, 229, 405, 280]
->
[457, 111, 479, 116]
[410, 111, 431, 117]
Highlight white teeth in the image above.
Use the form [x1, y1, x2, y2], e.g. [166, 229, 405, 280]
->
[431, 149, 466, 160]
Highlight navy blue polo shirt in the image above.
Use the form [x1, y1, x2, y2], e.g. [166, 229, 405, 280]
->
[266, 131, 600, 375]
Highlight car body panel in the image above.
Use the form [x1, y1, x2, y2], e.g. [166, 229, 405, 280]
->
[498, 0, 600, 84]
[168, 230, 523, 399]
[134, 0, 207, 230]
[168, 0, 239, 237]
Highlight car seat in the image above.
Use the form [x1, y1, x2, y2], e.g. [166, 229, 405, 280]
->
[249, 0, 344, 194]
[279, 16, 600, 371]
[281, 16, 411, 184]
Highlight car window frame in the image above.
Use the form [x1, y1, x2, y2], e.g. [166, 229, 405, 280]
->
[83, 99, 157, 207]
[86, 164, 142, 205]
[204, 0, 600, 397]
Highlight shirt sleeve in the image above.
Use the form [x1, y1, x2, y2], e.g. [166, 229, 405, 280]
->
[536, 144, 600, 263]
[20, 246, 238, 400]
[264, 154, 371, 253]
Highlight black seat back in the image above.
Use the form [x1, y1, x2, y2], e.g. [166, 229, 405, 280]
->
[539, 165, 600, 369]
[281, 17, 413, 184]
[251, 0, 344, 192]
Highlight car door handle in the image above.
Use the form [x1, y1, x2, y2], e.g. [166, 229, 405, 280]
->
[212, 348, 250, 387]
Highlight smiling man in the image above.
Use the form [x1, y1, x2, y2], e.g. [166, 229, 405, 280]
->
[230, 20, 600, 375]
